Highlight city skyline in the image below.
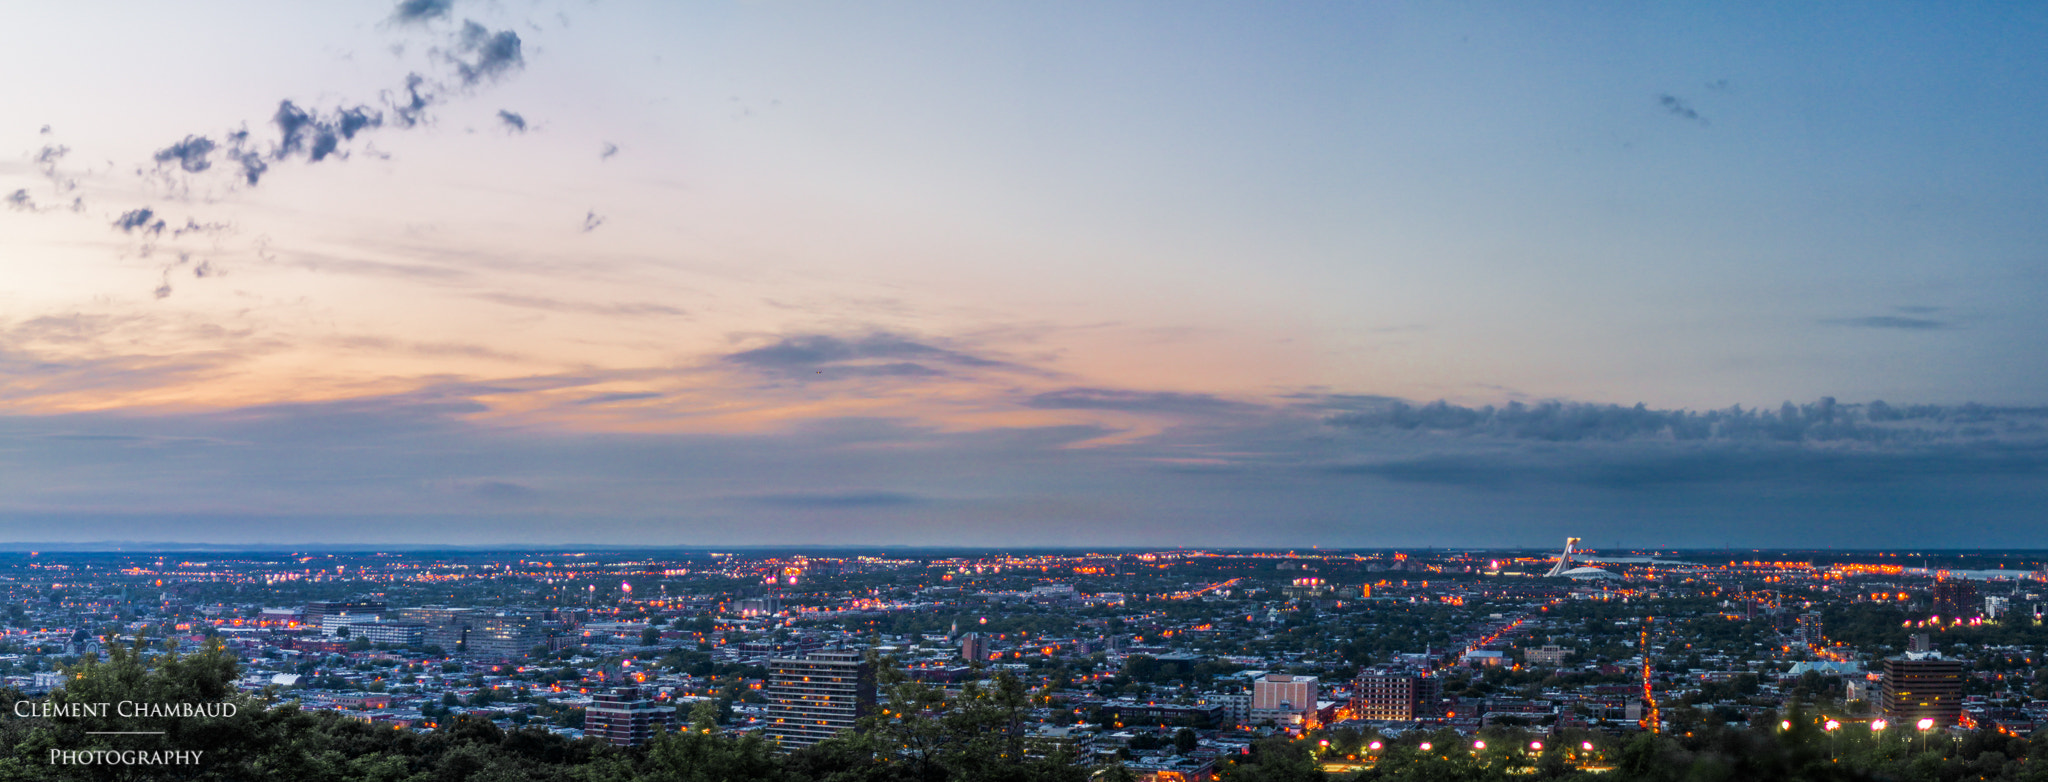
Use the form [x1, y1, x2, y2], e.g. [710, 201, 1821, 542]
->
[3, 3, 2046, 547]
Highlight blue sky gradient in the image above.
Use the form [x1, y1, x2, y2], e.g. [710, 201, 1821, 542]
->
[1, 2, 2045, 545]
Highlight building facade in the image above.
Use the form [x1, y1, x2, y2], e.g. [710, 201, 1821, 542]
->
[1250, 673, 1318, 727]
[766, 650, 875, 751]
[585, 685, 675, 747]
[1883, 655, 1965, 727]
[1352, 670, 1439, 721]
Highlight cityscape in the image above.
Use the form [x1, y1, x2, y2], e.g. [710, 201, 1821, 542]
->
[6, 1, 2048, 780]
[0, 542, 2045, 779]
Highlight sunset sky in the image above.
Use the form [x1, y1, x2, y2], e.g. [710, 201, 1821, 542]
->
[3, 2, 2045, 547]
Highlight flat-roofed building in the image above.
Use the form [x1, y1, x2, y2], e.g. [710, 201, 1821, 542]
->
[1352, 670, 1438, 721]
[1883, 655, 1965, 727]
[585, 685, 674, 747]
[1251, 673, 1318, 727]
[766, 650, 875, 752]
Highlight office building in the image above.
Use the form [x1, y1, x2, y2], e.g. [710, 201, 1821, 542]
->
[1931, 580, 1979, 620]
[1882, 655, 1965, 727]
[585, 685, 674, 747]
[468, 610, 547, 659]
[1352, 670, 1439, 721]
[766, 650, 875, 751]
[392, 606, 544, 658]
[303, 600, 386, 626]
[1251, 673, 1318, 727]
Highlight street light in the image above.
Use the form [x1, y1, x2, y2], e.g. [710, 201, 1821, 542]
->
[1530, 741, 1543, 751]
[1871, 719, 1887, 731]
[1473, 740, 1486, 751]
[1368, 741, 1382, 751]
[1582, 741, 1595, 751]
[1419, 742, 1433, 752]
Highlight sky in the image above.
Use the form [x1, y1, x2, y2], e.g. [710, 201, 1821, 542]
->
[2, 1, 2046, 548]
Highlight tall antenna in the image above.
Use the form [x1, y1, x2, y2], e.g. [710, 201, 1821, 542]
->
[1639, 616, 1659, 733]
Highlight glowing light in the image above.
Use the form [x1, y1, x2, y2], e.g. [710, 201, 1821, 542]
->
[1368, 741, 1382, 751]
[1473, 740, 1486, 750]
[1824, 720, 1840, 731]
[1582, 741, 1594, 751]
[1781, 720, 1792, 731]
[1871, 720, 1888, 731]
[1917, 718, 1934, 731]
[1530, 741, 1543, 751]
[1420, 742, 1432, 751]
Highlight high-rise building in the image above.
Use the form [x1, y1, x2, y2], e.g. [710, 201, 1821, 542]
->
[1882, 655, 1965, 727]
[1931, 580, 1979, 620]
[469, 610, 547, 659]
[396, 606, 477, 651]
[392, 607, 544, 659]
[1352, 670, 1438, 721]
[1251, 673, 1319, 727]
[766, 650, 875, 752]
[585, 685, 674, 747]
[960, 632, 987, 663]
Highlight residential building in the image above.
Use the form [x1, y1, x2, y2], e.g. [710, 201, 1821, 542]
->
[766, 650, 875, 751]
[585, 685, 674, 748]
[1352, 670, 1439, 721]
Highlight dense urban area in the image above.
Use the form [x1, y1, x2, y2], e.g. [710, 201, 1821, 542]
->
[4, 542, 2048, 781]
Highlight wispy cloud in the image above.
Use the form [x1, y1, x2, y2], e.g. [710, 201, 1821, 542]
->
[1824, 315, 1950, 330]
[473, 292, 684, 317]
[497, 109, 528, 133]
[1026, 387, 1257, 416]
[722, 332, 1023, 382]
[1657, 93, 1709, 126]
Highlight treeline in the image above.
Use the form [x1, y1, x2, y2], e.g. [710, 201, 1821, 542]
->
[3, 640, 2044, 781]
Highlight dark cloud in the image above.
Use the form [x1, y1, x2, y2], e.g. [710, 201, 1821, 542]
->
[451, 21, 523, 85]
[1339, 440, 2048, 493]
[2, 386, 2046, 546]
[600, 142, 619, 160]
[337, 106, 380, 140]
[113, 208, 166, 236]
[388, 73, 435, 128]
[1026, 388, 1257, 415]
[1657, 94, 1709, 126]
[1825, 315, 1949, 330]
[152, 135, 216, 173]
[269, 101, 382, 163]
[4, 190, 32, 212]
[497, 110, 527, 133]
[389, 0, 453, 25]
[723, 333, 1013, 381]
[582, 211, 605, 232]
[1321, 397, 2048, 446]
